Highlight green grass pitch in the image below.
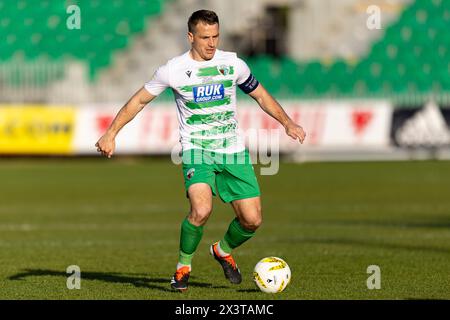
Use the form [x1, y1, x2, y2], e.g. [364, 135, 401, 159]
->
[0, 158, 449, 299]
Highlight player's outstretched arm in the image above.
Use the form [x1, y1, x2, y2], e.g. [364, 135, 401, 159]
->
[95, 87, 156, 158]
[249, 84, 306, 144]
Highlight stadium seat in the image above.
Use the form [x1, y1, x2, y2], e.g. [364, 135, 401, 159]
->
[239, 0, 448, 99]
[0, 0, 169, 80]
[1, 0, 448, 100]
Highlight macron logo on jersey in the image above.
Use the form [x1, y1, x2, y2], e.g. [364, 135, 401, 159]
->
[193, 84, 224, 103]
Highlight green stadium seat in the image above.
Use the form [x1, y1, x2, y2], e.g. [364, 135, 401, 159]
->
[0, 44, 15, 61]
[303, 61, 326, 81]
[0, 0, 448, 98]
[0, 0, 168, 80]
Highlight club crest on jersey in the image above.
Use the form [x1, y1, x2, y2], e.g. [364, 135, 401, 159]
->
[218, 65, 230, 76]
[193, 83, 224, 103]
[186, 168, 195, 180]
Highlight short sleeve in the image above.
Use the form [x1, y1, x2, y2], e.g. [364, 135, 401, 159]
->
[235, 57, 259, 94]
[144, 63, 170, 96]
[235, 58, 251, 85]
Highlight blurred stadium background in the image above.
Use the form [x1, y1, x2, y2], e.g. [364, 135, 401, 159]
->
[0, 0, 449, 299]
[1, 0, 450, 159]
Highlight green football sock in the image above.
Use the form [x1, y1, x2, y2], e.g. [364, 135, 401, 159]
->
[178, 217, 204, 266]
[178, 251, 194, 266]
[220, 218, 255, 254]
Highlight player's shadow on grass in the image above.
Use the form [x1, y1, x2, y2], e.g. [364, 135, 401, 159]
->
[8, 269, 228, 292]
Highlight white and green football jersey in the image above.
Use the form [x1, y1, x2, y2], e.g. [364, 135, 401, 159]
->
[144, 49, 258, 154]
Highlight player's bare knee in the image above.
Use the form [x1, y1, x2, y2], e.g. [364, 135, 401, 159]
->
[240, 215, 262, 231]
[189, 207, 212, 226]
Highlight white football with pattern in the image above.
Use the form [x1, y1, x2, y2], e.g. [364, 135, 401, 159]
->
[253, 257, 291, 293]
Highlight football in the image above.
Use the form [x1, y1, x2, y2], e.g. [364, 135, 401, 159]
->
[253, 257, 291, 293]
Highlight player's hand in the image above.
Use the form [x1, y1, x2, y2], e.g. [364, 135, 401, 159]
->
[285, 121, 306, 144]
[95, 134, 115, 158]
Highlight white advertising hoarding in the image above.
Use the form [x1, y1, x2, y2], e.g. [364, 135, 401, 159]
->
[73, 101, 393, 154]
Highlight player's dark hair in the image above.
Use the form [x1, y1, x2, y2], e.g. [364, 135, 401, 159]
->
[188, 10, 219, 33]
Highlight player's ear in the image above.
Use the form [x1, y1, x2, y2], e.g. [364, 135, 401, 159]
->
[187, 31, 194, 44]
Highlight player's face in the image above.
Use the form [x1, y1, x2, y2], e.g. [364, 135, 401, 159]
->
[188, 22, 219, 61]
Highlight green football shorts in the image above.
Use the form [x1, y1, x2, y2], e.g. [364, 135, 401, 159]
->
[181, 149, 261, 203]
